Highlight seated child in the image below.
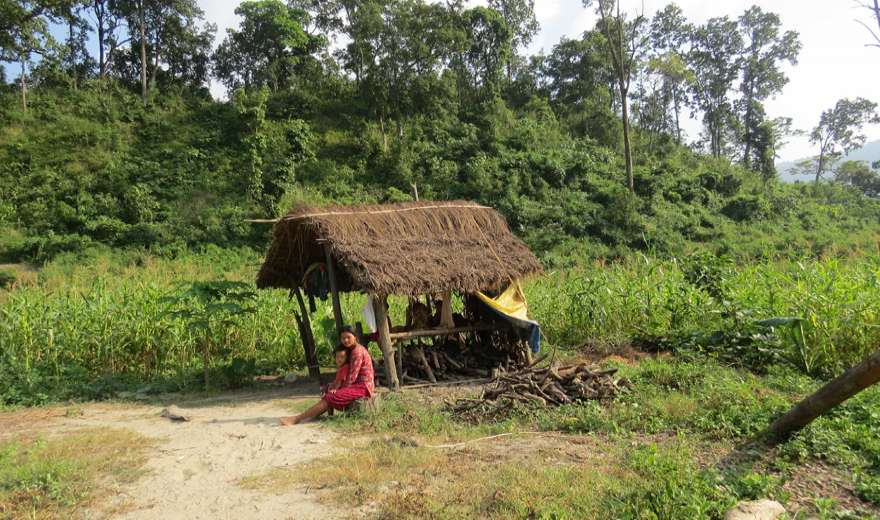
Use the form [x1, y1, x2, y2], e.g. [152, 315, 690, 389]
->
[323, 344, 349, 395]
[280, 326, 374, 426]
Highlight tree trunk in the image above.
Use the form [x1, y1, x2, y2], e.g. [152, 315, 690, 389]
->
[744, 98, 753, 170]
[765, 348, 880, 444]
[138, 0, 147, 104]
[620, 83, 634, 193]
[673, 87, 682, 144]
[19, 56, 27, 113]
[814, 149, 825, 187]
[96, 1, 106, 76]
[150, 34, 160, 91]
[68, 19, 78, 90]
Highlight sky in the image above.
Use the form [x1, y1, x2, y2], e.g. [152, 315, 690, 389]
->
[199, 0, 880, 162]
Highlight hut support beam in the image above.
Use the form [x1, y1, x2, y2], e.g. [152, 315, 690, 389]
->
[291, 287, 321, 383]
[439, 290, 454, 328]
[322, 243, 344, 333]
[373, 295, 400, 390]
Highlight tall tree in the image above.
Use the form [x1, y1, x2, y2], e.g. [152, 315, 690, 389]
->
[687, 16, 743, 158]
[583, 0, 646, 193]
[752, 116, 795, 184]
[112, 0, 214, 101]
[88, 0, 127, 78]
[213, 0, 320, 93]
[0, 1, 66, 111]
[143, 0, 214, 90]
[64, 1, 91, 89]
[541, 32, 616, 141]
[856, 0, 880, 49]
[835, 160, 880, 196]
[646, 3, 693, 144]
[443, 4, 511, 115]
[807, 97, 880, 186]
[736, 6, 800, 169]
[487, 0, 538, 81]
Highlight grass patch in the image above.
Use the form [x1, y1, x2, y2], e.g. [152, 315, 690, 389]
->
[309, 356, 880, 517]
[241, 431, 796, 519]
[0, 428, 153, 519]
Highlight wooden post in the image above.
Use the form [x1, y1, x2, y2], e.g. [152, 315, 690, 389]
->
[321, 242, 344, 333]
[291, 287, 322, 383]
[765, 348, 880, 444]
[355, 322, 365, 346]
[373, 295, 400, 390]
[439, 290, 454, 328]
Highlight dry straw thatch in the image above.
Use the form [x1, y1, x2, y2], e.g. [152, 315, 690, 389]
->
[256, 200, 543, 296]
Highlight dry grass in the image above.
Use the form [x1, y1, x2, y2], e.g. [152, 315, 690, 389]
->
[0, 427, 154, 519]
[239, 432, 629, 519]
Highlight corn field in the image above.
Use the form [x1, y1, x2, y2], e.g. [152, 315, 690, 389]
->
[1, 247, 879, 405]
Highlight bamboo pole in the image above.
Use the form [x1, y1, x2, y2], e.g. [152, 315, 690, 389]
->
[765, 348, 880, 444]
[373, 295, 400, 390]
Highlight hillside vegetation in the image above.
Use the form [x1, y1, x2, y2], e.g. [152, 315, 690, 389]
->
[1, 1, 879, 266]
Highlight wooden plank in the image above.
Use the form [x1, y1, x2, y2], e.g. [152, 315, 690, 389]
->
[389, 324, 498, 340]
[322, 243, 344, 333]
[765, 347, 880, 444]
[373, 295, 400, 390]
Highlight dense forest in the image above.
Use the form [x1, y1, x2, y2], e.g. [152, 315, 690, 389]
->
[2, 0, 880, 266]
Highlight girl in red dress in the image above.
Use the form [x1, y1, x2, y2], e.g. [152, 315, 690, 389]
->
[280, 326, 374, 426]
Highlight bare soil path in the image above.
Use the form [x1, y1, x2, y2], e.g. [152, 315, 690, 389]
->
[2, 385, 341, 520]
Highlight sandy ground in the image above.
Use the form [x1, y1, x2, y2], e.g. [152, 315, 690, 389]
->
[3, 385, 342, 520]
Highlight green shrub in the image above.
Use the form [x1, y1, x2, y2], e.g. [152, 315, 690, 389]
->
[0, 269, 14, 290]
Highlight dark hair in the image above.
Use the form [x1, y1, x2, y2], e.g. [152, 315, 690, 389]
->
[339, 325, 355, 337]
[334, 342, 350, 363]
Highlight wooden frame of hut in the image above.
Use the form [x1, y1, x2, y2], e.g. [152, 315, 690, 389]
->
[255, 200, 543, 390]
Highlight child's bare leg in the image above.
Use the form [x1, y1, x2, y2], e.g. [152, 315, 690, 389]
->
[280, 400, 330, 426]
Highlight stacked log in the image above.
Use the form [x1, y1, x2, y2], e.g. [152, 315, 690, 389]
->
[375, 336, 530, 386]
[449, 363, 631, 423]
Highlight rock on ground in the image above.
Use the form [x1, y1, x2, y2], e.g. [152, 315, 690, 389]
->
[724, 499, 786, 520]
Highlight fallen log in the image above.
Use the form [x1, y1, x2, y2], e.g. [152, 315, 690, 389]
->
[764, 348, 880, 444]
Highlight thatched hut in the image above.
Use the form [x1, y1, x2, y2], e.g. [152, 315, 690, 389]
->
[256, 200, 543, 389]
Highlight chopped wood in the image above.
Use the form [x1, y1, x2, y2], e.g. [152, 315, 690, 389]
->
[449, 362, 631, 423]
[413, 346, 437, 383]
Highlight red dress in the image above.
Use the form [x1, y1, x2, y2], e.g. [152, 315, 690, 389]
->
[322, 344, 374, 410]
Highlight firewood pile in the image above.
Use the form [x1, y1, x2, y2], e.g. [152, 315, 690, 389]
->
[448, 363, 631, 423]
[375, 334, 531, 386]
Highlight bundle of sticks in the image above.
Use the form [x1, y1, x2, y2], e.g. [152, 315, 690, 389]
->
[375, 335, 530, 386]
[449, 362, 631, 423]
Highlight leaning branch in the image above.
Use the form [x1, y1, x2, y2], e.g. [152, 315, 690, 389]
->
[764, 348, 880, 444]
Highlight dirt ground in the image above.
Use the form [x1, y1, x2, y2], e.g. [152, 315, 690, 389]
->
[3, 377, 876, 519]
[1, 383, 342, 520]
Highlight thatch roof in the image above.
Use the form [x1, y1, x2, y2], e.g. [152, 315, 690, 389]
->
[256, 200, 543, 296]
